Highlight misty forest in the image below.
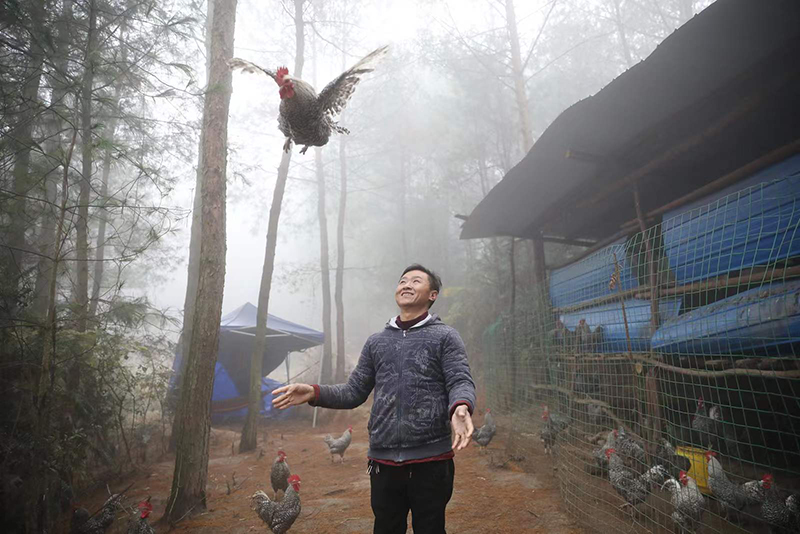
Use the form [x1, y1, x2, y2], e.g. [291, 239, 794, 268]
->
[9, 0, 800, 533]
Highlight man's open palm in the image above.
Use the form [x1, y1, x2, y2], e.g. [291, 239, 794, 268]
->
[272, 383, 315, 410]
[451, 405, 474, 451]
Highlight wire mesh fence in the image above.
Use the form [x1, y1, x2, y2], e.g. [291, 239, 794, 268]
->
[481, 171, 800, 533]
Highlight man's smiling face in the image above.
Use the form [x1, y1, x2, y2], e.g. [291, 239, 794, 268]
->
[395, 270, 437, 310]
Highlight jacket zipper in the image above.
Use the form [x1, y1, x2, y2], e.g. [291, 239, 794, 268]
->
[396, 328, 407, 456]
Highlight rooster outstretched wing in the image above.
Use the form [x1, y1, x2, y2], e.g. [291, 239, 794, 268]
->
[318, 45, 388, 119]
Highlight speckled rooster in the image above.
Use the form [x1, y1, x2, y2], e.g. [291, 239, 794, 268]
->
[229, 46, 388, 155]
[252, 474, 302, 534]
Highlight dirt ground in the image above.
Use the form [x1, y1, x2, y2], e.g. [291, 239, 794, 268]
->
[78, 405, 583, 533]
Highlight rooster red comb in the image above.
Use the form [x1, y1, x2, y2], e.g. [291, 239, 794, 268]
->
[605, 447, 616, 458]
[704, 450, 718, 459]
[288, 474, 301, 484]
[762, 473, 774, 487]
[348, 425, 353, 431]
[138, 498, 153, 519]
[276, 66, 289, 82]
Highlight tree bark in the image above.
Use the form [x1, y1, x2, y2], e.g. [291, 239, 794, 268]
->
[504, 0, 533, 153]
[75, 0, 97, 333]
[316, 146, 333, 384]
[31, 0, 74, 320]
[4, 0, 46, 297]
[311, 30, 332, 385]
[239, 0, 305, 453]
[88, 80, 123, 320]
[28, 129, 78, 534]
[334, 132, 347, 383]
[169, 0, 214, 452]
[163, 0, 235, 521]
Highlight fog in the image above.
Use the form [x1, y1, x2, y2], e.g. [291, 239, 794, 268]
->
[150, 0, 715, 370]
[1, 0, 725, 528]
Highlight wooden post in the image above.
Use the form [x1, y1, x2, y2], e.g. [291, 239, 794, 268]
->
[633, 185, 660, 331]
[632, 185, 663, 451]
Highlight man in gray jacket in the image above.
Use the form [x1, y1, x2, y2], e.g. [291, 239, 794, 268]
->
[272, 264, 476, 534]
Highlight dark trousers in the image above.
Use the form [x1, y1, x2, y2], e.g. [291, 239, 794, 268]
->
[369, 459, 455, 534]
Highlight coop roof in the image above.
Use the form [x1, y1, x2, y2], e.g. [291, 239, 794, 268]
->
[460, 0, 800, 243]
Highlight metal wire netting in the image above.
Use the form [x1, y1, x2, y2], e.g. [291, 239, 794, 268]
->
[481, 175, 800, 533]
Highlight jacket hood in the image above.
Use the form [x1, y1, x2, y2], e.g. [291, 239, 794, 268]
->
[386, 313, 441, 330]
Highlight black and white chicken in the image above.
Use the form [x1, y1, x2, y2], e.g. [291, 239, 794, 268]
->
[661, 471, 706, 533]
[252, 474, 301, 534]
[230, 46, 388, 155]
[271, 450, 291, 498]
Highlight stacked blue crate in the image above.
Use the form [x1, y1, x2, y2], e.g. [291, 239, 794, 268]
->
[654, 154, 800, 356]
[551, 238, 680, 352]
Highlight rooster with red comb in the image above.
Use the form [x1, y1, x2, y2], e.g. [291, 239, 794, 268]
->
[252, 474, 301, 534]
[229, 46, 388, 155]
[126, 497, 154, 534]
[270, 450, 291, 498]
[661, 470, 706, 533]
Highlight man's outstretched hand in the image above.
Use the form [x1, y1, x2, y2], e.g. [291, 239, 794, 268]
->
[451, 405, 474, 451]
[272, 383, 315, 410]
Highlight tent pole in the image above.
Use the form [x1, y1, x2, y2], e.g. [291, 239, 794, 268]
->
[285, 353, 290, 384]
[312, 350, 324, 428]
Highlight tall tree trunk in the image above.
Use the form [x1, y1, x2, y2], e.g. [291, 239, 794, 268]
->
[334, 131, 347, 383]
[4, 0, 46, 303]
[170, 0, 214, 452]
[312, 32, 333, 385]
[88, 23, 125, 320]
[88, 84, 122, 319]
[164, 0, 235, 521]
[239, 0, 305, 453]
[31, 0, 74, 320]
[504, 0, 533, 154]
[27, 129, 78, 534]
[75, 0, 97, 333]
[316, 146, 333, 384]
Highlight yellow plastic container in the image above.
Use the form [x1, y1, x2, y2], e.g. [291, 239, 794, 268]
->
[675, 446, 712, 495]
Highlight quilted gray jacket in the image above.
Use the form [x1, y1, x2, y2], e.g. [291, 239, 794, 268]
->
[313, 314, 476, 462]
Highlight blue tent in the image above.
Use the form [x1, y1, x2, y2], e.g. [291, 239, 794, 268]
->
[170, 302, 324, 420]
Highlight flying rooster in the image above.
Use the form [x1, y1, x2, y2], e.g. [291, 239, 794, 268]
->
[229, 46, 388, 155]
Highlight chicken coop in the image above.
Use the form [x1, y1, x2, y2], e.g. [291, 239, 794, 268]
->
[461, 1, 800, 533]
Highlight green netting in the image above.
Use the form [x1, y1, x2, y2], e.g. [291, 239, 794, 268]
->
[481, 176, 800, 533]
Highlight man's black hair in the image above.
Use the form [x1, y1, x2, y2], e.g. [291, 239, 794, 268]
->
[401, 264, 442, 307]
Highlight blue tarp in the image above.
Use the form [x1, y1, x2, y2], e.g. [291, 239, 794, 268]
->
[652, 280, 800, 356]
[210, 366, 291, 423]
[662, 154, 800, 285]
[170, 302, 324, 420]
[550, 238, 638, 308]
[560, 298, 681, 352]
